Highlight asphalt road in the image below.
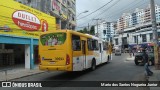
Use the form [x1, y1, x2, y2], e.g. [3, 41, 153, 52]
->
[0, 53, 150, 90]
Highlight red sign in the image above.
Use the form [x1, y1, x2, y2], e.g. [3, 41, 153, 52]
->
[12, 11, 41, 31]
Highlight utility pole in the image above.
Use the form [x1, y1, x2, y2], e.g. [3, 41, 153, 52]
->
[66, 0, 69, 30]
[150, 0, 160, 69]
[93, 19, 101, 38]
[121, 30, 124, 53]
[88, 23, 90, 33]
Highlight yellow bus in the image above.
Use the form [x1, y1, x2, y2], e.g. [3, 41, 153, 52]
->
[39, 30, 111, 71]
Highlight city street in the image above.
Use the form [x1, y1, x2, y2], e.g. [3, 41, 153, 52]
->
[0, 53, 150, 90]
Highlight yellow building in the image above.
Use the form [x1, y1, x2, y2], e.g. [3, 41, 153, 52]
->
[0, 0, 56, 69]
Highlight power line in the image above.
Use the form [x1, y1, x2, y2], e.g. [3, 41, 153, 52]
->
[88, 0, 141, 26]
[78, 0, 120, 28]
[78, 0, 149, 29]
[89, 0, 121, 26]
[77, 0, 114, 20]
[104, 0, 147, 21]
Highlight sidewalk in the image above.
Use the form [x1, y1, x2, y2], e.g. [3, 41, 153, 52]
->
[125, 56, 160, 90]
[149, 67, 160, 90]
[0, 65, 45, 81]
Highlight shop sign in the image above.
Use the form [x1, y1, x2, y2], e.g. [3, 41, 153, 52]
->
[12, 11, 41, 31]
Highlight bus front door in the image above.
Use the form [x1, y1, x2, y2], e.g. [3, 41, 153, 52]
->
[82, 40, 86, 69]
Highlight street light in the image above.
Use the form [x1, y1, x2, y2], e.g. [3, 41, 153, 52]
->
[76, 10, 89, 18]
[66, 9, 88, 29]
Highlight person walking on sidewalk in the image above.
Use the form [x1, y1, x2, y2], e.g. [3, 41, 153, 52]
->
[142, 49, 153, 76]
[129, 50, 132, 57]
[132, 49, 134, 56]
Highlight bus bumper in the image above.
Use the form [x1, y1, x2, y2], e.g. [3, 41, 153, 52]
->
[39, 65, 71, 71]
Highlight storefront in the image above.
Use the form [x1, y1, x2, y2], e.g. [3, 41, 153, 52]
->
[129, 43, 154, 52]
[0, 0, 56, 69]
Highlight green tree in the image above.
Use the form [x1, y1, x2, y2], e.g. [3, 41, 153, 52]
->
[83, 27, 88, 33]
[90, 26, 95, 35]
[78, 30, 84, 33]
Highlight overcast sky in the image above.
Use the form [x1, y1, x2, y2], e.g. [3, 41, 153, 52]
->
[76, 0, 160, 30]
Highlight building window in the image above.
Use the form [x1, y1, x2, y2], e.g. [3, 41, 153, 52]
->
[142, 34, 147, 42]
[62, 0, 66, 4]
[134, 36, 137, 43]
[103, 30, 106, 34]
[150, 33, 153, 41]
[61, 5, 66, 15]
[115, 39, 118, 45]
[72, 16, 75, 21]
[158, 32, 160, 39]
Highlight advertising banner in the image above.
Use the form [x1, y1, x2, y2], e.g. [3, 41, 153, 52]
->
[0, 0, 56, 38]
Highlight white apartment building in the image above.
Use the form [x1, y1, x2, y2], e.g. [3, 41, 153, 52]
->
[135, 8, 145, 25]
[123, 13, 131, 29]
[114, 4, 160, 50]
[155, 5, 160, 22]
[95, 21, 115, 42]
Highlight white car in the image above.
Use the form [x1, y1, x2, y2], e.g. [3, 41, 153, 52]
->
[115, 49, 121, 56]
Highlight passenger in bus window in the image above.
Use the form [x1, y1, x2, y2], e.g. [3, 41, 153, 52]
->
[55, 36, 58, 45]
[45, 36, 48, 46]
[52, 35, 58, 45]
[48, 36, 52, 46]
[45, 39, 48, 46]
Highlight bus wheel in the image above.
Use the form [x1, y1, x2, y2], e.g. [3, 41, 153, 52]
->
[91, 59, 96, 71]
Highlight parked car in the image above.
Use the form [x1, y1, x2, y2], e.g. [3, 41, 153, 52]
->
[115, 49, 121, 56]
[134, 52, 154, 66]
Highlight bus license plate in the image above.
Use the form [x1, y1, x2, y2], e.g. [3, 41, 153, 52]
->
[50, 62, 55, 64]
[138, 60, 142, 62]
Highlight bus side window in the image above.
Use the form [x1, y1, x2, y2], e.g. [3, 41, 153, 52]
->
[72, 35, 81, 51]
[87, 39, 93, 51]
[92, 40, 99, 50]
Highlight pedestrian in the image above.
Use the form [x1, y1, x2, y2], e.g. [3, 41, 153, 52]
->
[132, 49, 134, 56]
[129, 50, 132, 57]
[142, 49, 153, 76]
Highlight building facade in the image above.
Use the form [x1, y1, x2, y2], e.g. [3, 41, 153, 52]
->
[94, 21, 115, 42]
[135, 8, 145, 25]
[114, 4, 160, 50]
[155, 5, 160, 22]
[16, 0, 76, 30]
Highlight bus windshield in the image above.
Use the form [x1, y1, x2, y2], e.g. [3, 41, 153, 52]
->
[40, 33, 66, 46]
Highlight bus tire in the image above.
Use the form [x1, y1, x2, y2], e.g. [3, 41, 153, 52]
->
[91, 59, 96, 71]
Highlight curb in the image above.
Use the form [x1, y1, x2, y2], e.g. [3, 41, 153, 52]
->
[8, 71, 46, 81]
